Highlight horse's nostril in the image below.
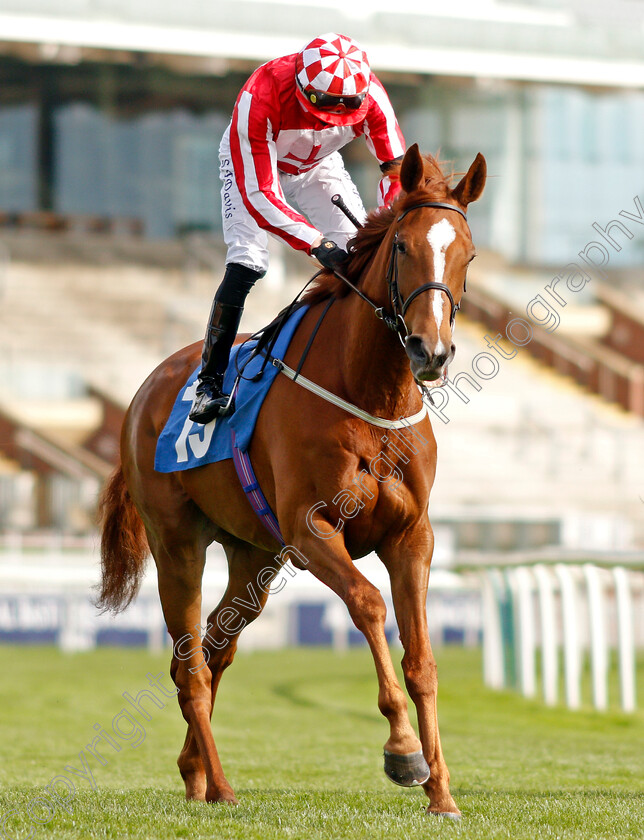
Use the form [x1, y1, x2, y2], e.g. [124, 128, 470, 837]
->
[405, 336, 453, 370]
[434, 353, 448, 368]
[406, 336, 429, 365]
[450, 344, 456, 355]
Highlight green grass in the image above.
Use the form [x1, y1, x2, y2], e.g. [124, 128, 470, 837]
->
[0, 645, 643, 839]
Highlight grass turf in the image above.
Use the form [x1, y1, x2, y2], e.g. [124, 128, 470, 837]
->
[0, 645, 642, 839]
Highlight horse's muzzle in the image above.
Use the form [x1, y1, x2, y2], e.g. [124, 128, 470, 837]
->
[405, 335, 455, 381]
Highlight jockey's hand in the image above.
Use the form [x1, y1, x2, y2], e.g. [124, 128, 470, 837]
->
[311, 238, 348, 272]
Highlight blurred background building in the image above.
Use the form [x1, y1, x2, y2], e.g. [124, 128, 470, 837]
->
[0, 1, 643, 668]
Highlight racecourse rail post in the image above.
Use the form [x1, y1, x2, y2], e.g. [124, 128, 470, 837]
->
[479, 562, 640, 712]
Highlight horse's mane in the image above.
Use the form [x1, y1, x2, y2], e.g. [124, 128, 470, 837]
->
[301, 154, 454, 306]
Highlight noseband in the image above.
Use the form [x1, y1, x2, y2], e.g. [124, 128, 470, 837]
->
[383, 201, 468, 342]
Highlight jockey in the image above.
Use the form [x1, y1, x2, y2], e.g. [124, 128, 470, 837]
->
[189, 32, 406, 424]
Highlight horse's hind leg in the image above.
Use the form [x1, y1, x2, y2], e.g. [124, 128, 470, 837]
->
[177, 539, 277, 802]
[150, 525, 239, 805]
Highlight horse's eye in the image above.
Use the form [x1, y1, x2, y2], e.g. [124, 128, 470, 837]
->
[396, 241, 406, 254]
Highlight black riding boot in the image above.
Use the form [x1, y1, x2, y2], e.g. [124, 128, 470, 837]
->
[189, 263, 265, 424]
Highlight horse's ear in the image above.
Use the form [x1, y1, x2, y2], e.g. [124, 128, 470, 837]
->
[452, 152, 487, 207]
[399, 144, 425, 194]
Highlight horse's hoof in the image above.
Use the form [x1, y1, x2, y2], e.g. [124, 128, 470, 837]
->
[427, 809, 461, 821]
[206, 789, 239, 805]
[383, 750, 430, 787]
[211, 796, 239, 806]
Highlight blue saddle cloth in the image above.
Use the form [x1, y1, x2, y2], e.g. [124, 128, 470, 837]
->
[154, 305, 309, 473]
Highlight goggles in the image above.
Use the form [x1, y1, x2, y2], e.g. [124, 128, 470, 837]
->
[305, 89, 367, 111]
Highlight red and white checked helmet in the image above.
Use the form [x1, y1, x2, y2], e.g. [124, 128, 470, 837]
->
[295, 33, 371, 126]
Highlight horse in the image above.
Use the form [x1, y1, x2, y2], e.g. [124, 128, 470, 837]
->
[96, 143, 486, 818]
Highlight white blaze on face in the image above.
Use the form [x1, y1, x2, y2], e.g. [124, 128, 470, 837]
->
[426, 218, 456, 354]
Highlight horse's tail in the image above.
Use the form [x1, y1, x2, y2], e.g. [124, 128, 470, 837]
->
[95, 463, 149, 614]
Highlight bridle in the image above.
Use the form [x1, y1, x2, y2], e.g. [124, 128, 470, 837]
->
[388, 201, 468, 340]
[335, 200, 469, 346]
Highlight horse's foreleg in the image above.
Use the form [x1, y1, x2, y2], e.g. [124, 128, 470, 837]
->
[380, 527, 460, 817]
[153, 537, 237, 805]
[289, 528, 426, 779]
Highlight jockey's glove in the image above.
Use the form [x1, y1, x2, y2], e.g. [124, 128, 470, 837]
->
[311, 238, 348, 271]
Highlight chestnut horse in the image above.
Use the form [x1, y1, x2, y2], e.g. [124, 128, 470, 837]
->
[97, 144, 486, 818]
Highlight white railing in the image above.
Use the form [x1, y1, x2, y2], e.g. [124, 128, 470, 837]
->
[480, 563, 643, 712]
